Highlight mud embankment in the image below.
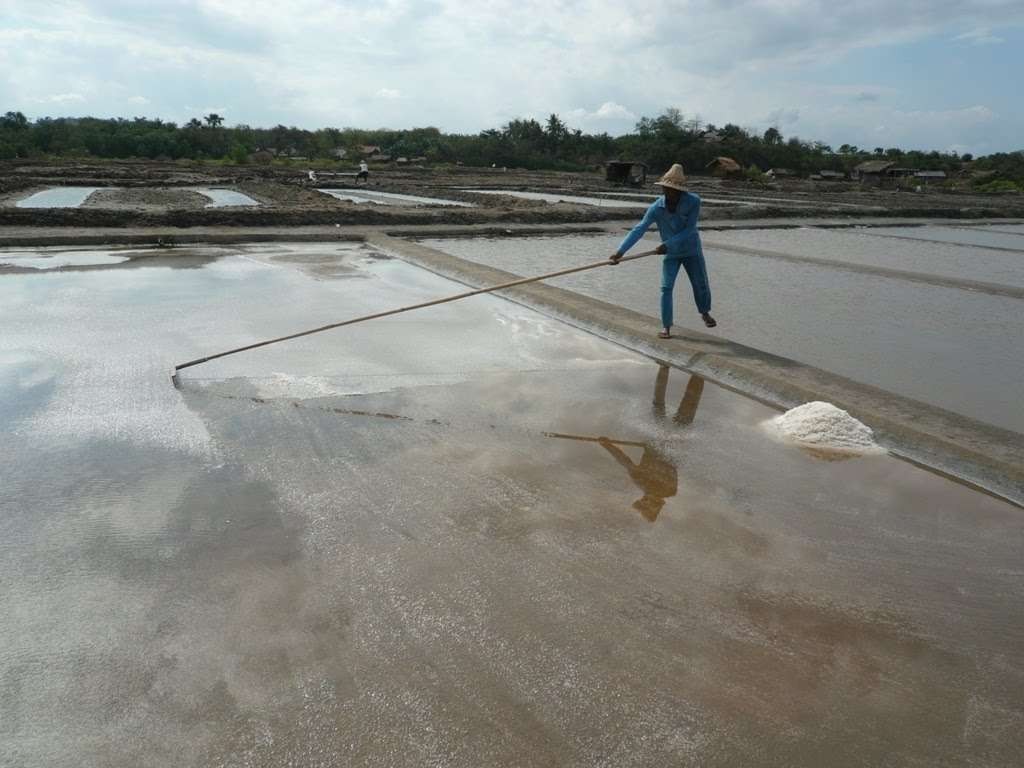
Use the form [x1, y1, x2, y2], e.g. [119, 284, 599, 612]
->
[2, 203, 1020, 228]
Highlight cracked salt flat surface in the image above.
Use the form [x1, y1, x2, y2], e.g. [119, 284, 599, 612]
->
[4, 242, 1022, 767]
[14, 187, 102, 208]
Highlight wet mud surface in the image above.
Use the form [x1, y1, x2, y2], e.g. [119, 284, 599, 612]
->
[2, 243, 1022, 766]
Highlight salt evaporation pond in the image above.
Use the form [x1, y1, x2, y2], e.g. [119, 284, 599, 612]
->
[0, 249, 131, 269]
[195, 188, 260, 207]
[865, 224, 1024, 251]
[464, 189, 649, 208]
[423, 231, 1024, 433]
[3, 241, 1022, 765]
[703, 226, 1024, 288]
[318, 188, 474, 207]
[15, 187, 102, 208]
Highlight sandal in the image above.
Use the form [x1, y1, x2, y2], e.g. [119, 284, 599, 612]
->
[658, 330, 672, 339]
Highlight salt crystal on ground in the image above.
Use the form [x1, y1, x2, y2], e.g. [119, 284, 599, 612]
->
[765, 401, 884, 456]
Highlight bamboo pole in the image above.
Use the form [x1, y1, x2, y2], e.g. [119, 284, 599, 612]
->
[172, 248, 658, 380]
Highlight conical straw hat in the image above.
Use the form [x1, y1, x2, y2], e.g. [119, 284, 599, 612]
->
[655, 163, 687, 191]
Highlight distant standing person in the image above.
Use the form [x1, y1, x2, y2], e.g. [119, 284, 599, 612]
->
[356, 160, 369, 184]
[611, 163, 716, 337]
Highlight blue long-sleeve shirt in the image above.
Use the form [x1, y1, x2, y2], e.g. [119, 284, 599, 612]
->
[617, 193, 702, 257]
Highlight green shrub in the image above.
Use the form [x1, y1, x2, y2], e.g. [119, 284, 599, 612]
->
[974, 179, 1022, 194]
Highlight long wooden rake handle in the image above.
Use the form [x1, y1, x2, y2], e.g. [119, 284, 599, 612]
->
[173, 248, 658, 377]
[543, 432, 647, 447]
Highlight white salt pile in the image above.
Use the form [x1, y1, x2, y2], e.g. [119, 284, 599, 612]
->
[764, 401, 884, 456]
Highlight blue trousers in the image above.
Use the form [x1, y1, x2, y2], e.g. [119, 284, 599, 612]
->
[661, 249, 711, 328]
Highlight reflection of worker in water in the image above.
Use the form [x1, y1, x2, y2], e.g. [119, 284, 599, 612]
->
[598, 365, 704, 522]
[598, 439, 677, 522]
[356, 160, 369, 184]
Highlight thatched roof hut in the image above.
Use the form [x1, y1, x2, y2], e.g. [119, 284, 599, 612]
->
[705, 156, 741, 177]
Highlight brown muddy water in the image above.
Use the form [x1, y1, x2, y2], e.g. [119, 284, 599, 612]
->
[2, 243, 1022, 767]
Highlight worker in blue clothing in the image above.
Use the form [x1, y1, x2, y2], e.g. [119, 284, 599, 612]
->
[610, 163, 716, 338]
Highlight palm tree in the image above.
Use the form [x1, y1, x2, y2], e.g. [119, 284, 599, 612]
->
[204, 113, 224, 128]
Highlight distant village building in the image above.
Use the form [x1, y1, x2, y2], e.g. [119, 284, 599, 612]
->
[701, 130, 723, 144]
[370, 154, 392, 163]
[817, 170, 846, 180]
[605, 160, 648, 186]
[359, 145, 383, 157]
[853, 160, 895, 186]
[766, 168, 796, 179]
[250, 149, 275, 165]
[705, 156, 742, 178]
[396, 157, 409, 164]
[914, 170, 947, 184]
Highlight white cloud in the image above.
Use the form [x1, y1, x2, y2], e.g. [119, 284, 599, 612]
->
[763, 107, 800, 127]
[0, 1, 1021, 151]
[128, 95, 150, 105]
[29, 92, 86, 104]
[954, 28, 1005, 45]
[593, 102, 635, 120]
[788, 103, 1000, 153]
[565, 101, 637, 132]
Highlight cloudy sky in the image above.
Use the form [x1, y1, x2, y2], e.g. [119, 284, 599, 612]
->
[2, 1, 1022, 154]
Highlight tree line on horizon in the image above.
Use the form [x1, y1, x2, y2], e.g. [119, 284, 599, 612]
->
[1, 108, 1021, 187]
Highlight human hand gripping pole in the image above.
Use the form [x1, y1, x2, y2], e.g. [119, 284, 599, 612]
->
[171, 248, 660, 387]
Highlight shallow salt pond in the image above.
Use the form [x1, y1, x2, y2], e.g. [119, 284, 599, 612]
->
[0, 248, 133, 269]
[463, 189, 649, 208]
[318, 188, 474, 207]
[423, 230, 1024, 432]
[14, 187, 102, 208]
[866, 224, 1024, 251]
[703, 226, 1024, 288]
[3, 242, 1022, 766]
[195, 188, 260, 207]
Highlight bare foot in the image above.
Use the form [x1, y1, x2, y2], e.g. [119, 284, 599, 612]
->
[658, 329, 672, 339]
[702, 313, 717, 328]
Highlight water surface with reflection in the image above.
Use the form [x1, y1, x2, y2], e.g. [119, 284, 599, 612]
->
[2, 243, 1022, 767]
[424, 228, 1024, 432]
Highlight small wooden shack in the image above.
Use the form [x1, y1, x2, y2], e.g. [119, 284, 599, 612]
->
[605, 160, 648, 186]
